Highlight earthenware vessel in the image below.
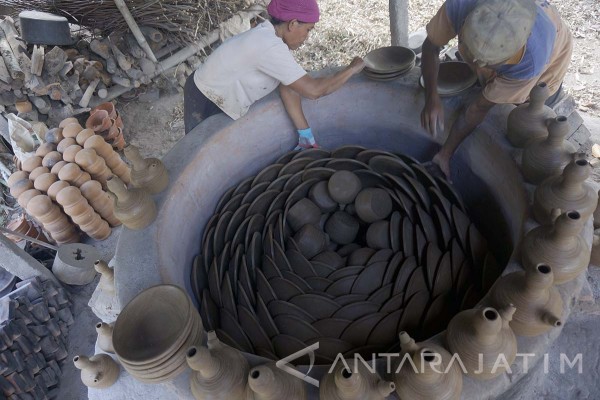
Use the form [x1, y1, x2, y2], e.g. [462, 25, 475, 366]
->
[533, 158, 598, 225]
[4, 214, 43, 244]
[62, 122, 84, 138]
[27, 195, 79, 243]
[56, 186, 111, 240]
[29, 166, 50, 181]
[309, 180, 338, 212]
[507, 82, 556, 148]
[9, 178, 34, 198]
[445, 305, 517, 380]
[57, 137, 77, 153]
[287, 198, 321, 232]
[106, 176, 157, 230]
[35, 142, 57, 158]
[8, 170, 29, 187]
[522, 116, 576, 184]
[75, 148, 113, 186]
[33, 172, 58, 193]
[17, 188, 42, 209]
[488, 264, 563, 336]
[247, 363, 307, 400]
[81, 180, 121, 226]
[320, 357, 395, 400]
[293, 224, 328, 259]
[58, 163, 92, 187]
[76, 128, 96, 146]
[47, 180, 70, 201]
[186, 331, 249, 400]
[394, 331, 463, 400]
[63, 144, 83, 163]
[73, 354, 120, 388]
[325, 211, 360, 245]
[366, 221, 390, 249]
[21, 156, 42, 172]
[124, 145, 169, 194]
[522, 209, 589, 284]
[354, 188, 393, 223]
[86, 109, 112, 133]
[328, 170, 362, 204]
[42, 151, 63, 168]
[84, 135, 131, 184]
[96, 322, 115, 353]
[92, 102, 117, 119]
[95, 260, 115, 293]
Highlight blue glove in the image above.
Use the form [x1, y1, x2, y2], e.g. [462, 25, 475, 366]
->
[295, 127, 318, 150]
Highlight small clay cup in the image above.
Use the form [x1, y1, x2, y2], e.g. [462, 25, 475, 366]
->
[293, 224, 328, 259]
[287, 198, 322, 232]
[325, 211, 360, 245]
[328, 170, 362, 204]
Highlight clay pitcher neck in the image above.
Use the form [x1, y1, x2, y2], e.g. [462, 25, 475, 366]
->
[524, 264, 555, 294]
[546, 116, 569, 145]
[334, 367, 367, 398]
[124, 145, 147, 172]
[248, 365, 279, 397]
[472, 308, 505, 344]
[186, 346, 221, 379]
[551, 211, 584, 242]
[94, 260, 113, 278]
[73, 355, 94, 371]
[558, 159, 591, 194]
[411, 349, 445, 385]
[528, 83, 551, 113]
[95, 322, 113, 337]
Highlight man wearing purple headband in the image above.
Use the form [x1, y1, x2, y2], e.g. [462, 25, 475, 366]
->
[184, 0, 365, 149]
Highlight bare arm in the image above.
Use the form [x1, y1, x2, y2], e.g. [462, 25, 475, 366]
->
[279, 84, 309, 130]
[420, 38, 444, 136]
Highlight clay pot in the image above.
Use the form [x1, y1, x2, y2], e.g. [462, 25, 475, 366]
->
[533, 158, 598, 225]
[59, 117, 79, 128]
[92, 102, 117, 119]
[7, 170, 29, 187]
[35, 142, 57, 158]
[62, 122, 84, 138]
[29, 166, 50, 181]
[95, 260, 115, 292]
[56, 186, 111, 240]
[506, 82, 556, 148]
[488, 264, 563, 336]
[57, 137, 77, 153]
[58, 163, 92, 187]
[354, 188, 393, 223]
[33, 172, 58, 193]
[10, 179, 34, 198]
[47, 180, 70, 201]
[44, 128, 64, 144]
[76, 128, 96, 146]
[50, 160, 68, 175]
[81, 181, 121, 227]
[287, 198, 321, 232]
[293, 224, 328, 259]
[73, 354, 120, 388]
[325, 211, 360, 245]
[86, 109, 112, 133]
[84, 135, 131, 184]
[63, 144, 83, 163]
[445, 305, 517, 380]
[42, 151, 63, 168]
[21, 156, 43, 172]
[96, 322, 115, 353]
[17, 188, 42, 209]
[522, 209, 589, 284]
[124, 145, 169, 194]
[111, 129, 126, 151]
[247, 363, 307, 400]
[393, 332, 463, 400]
[366, 220, 390, 249]
[186, 331, 249, 400]
[522, 116, 576, 184]
[107, 176, 157, 230]
[5, 214, 37, 243]
[75, 148, 112, 186]
[328, 170, 362, 204]
[320, 357, 395, 400]
[309, 180, 338, 213]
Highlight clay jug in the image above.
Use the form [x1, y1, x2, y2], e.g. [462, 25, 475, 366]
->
[186, 331, 249, 400]
[522, 209, 589, 284]
[56, 186, 111, 240]
[84, 135, 131, 184]
[320, 358, 395, 400]
[507, 82, 556, 148]
[124, 145, 169, 194]
[96, 322, 115, 353]
[86, 109, 112, 133]
[62, 122, 84, 138]
[106, 176, 157, 230]
[73, 354, 120, 388]
[26, 195, 79, 244]
[246, 363, 307, 400]
[50, 160, 68, 175]
[445, 305, 517, 380]
[81, 180, 121, 227]
[10, 179, 34, 198]
[57, 137, 77, 153]
[522, 116, 576, 184]
[95, 260, 115, 293]
[488, 264, 563, 336]
[45, 127, 64, 144]
[533, 157, 598, 225]
[59, 117, 79, 128]
[393, 332, 463, 400]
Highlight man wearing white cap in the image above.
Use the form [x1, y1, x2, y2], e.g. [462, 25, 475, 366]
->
[421, 0, 572, 178]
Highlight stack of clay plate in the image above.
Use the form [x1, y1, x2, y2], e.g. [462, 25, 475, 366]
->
[112, 285, 204, 383]
[419, 61, 477, 96]
[363, 46, 416, 81]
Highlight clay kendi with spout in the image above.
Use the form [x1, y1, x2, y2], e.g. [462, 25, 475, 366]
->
[124, 144, 169, 194]
[246, 362, 307, 400]
[106, 175, 157, 230]
[73, 354, 120, 388]
[506, 82, 556, 148]
[96, 322, 115, 353]
[320, 358, 395, 400]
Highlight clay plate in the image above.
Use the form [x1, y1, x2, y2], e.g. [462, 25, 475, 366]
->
[364, 46, 416, 74]
[331, 145, 368, 159]
[252, 163, 284, 186]
[418, 61, 477, 97]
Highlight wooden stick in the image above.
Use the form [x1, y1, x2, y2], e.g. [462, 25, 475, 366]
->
[79, 78, 99, 107]
[113, 0, 158, 63]
[0, 26, 24, 80]
[108, 39, 132, 71]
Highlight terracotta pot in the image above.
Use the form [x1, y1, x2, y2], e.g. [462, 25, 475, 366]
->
[47, 180, 70, 201]
[29, 166, 50, 181]
[21, 156, 43, 172]
[186, 331, 249, 400]
[320, 357, 395, 400]
[533, 158, 598, 225]
[8, 170, 29, 187]
[76, 128, 95, 146]
[86, 109, 112, 133]
[522, 209, 589, 284]
[309, 180, 338, 213]
[57, 137, 77, 153]
[44, 127, 64, 144]
[366, 220, 390, 249]
[106, 176, 157, 230]
[287, 198, 321, 232]
[26, 195, 79, 244]
[35, 142, 57, 158]
[17, 188, 42, 209]
[96, 322, 115, 353]
[111, 130, 126, 151]
[522, 116, 576, 184]
[73, 354, 120, 388]
[328, 170, 362, 204]
[124, 145, 169, 194]
[506, 82, 556, 148]
[33, 172, 58, 193]
[56, 186, 111, 240]
[81, 181, 121, 227]
[488, 264, 563, 336]
[445, 305, 517, 380]
[42, 151, 63, 169]
[325, 211, 359, 245]
[5, 214, 32, 243]
[91, 102, 117, 119]
[62, 144, 83, 163]
[62, 122, 84, 139]
[50, 160, 68, 175]
[84, 135, 131, 184]
[59, 117, 79, 128]
[393, 332, 463, 400]
[293, 224, 328, 259]
[247, 363, 307, 400]
[58, 163, 92, 187]
[10, 179, 34, 198]
[95, 260, 115, 293]
[354, 188, 393, 223]
[104, 122, 120, 141]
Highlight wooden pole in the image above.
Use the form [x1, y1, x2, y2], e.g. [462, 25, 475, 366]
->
[390, 0, 409, 46]
[113, 0, 158, 63]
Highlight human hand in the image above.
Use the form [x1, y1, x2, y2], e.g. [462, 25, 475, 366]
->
[421, 94, 444, 137]
[349, 57, 365, 73]
[296, 127, 319, 149]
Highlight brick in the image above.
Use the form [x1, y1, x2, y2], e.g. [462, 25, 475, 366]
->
[11, 350, 25, 372]
[0, 374, 16, 396]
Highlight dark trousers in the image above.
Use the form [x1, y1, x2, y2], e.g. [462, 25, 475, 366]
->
[183, 73, 223, 134]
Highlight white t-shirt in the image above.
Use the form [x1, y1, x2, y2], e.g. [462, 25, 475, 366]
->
[193, 21, 307, 120]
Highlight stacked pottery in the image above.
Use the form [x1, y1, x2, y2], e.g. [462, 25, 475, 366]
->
[80, 180, 121, 227]
[86, 102, 126, 150]
[73, 354, 120, 389]
[246, 363, 307, 400]
[56, 186, 111, 240]
[487, 264, 563, 336]
[320, 357, 395, 400]
[124, 145, 169, 194]
[506, 82, 556, 148]
[445, 305, 517, 380]
[4, 214, 47, 244]
[521, 116, 576, 184]
[106, 176, 157, 230]
[393, 331, 463, 400]
[186, 331, 249, 400]
[533, 157, 598, 225]
[112, 285, 204, 383]
[26, 195, 79, 244]
[521, 209, 590, 284]
[84, 135, 131, 184]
